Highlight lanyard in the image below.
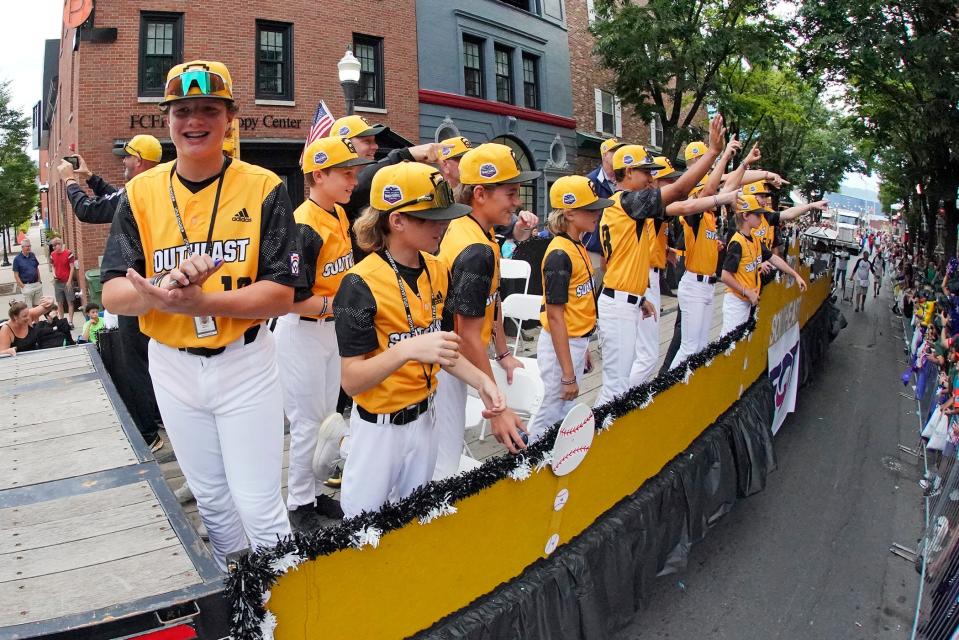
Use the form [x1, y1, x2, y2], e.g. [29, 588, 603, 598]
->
[382, 249, 437, 395]
[561, 233, 598, 306]
[168, 159, 227, 257]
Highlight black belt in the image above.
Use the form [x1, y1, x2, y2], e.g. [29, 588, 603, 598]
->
[356, 397, 431, 426]
[300, 316, 335, 323]
[695, 274, 717, 284]
[178, 324, 260, 358]
[602, 287, 644, 305]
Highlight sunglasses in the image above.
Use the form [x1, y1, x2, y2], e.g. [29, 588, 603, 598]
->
[164, 69, 230, 99]
[123, 144, 144, 160]
[383, 176, 455, 215]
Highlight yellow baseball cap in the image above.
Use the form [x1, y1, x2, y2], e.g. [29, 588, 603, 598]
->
[684, 141, 707, 161]
[330, 115, 385, 139]
[743, 180, 772, 196]
[459, 143, 541, 185]
[439, 136, 472, 160]
[302, 136, 374, 174]
[113, 134, 163, 163]
[371, 162, 472, 220]
[737, 194, 772, 213]
[612, 145, 665, 171]
[650, 156, 685, 181]
[600, 138, 626, 155]
[160, 60, 234, 107]
[549, 176, 614, 211]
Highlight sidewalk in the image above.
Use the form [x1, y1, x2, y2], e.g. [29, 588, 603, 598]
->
[0, 222, 83, 332]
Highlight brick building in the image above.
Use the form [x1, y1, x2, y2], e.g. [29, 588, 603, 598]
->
[40, 0, 418, 295]
[566, 0, 655, 176]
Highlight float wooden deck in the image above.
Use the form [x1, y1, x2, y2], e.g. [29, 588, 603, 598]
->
[0, 346, 220, 638]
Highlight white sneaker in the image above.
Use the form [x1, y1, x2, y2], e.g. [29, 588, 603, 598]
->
[174, 482, 194, 504]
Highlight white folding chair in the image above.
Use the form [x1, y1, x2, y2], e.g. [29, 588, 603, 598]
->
[500, 258, 532, 294]
[501, 293, 542, 355]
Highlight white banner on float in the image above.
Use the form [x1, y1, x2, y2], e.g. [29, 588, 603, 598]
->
[768, 323, 800, 435]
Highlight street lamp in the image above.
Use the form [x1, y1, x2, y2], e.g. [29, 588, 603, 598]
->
[337, 47, 362, 116]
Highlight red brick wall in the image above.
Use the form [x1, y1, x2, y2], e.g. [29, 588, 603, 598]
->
[566, 0, 651, 175]
[48, 0, 419, 285]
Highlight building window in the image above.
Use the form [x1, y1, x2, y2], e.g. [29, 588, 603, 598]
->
[650, 113, 664, 149]
[463, 37, 484, 99]
[500, 0, 532, 11]
[586, 0, 597, 24]
[522, 54, 539, 110]
[353, 34, 384, 109]
[520, 184, 536, 214]
[594, 88, 622, 136]
[139, 12, 183, 97]
[256, 21, 293, 101]
[494, 46, 513, 104]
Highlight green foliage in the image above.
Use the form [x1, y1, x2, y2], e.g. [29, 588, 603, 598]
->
[592, 0, 789, 158]
[0, 81, 37, 232]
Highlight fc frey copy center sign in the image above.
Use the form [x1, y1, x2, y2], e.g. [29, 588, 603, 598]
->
[768, 299, 801, 434]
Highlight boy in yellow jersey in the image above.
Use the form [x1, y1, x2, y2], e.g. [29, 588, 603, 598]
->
[438, 136, 472, 188]
[720, 195, 807, 336]
[596, 115, 738, 405]
[100, 61, 303, 569]
[333, 162, 506, 517]
[433, 143, 536, 478]
[667, 141, 758, 369]
[527, 177, 611, 441]
[275, 136, 373, 529]
[744, 180, 828, 257]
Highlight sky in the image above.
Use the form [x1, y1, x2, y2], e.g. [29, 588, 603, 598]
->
[11, 2, 881, 199]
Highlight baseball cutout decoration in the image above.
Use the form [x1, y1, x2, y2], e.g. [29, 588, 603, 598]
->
[545, 533, 560, 556]
[550, 403, 595, 476]
[554, 488, 569, 511]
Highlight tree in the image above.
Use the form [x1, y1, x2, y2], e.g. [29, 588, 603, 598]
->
[0, 81, 37, 261]
[800, 0, 959, 255]
[591, 0, 789, 159]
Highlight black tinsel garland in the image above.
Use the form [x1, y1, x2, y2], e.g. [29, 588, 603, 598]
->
[228, 312, 763, 639]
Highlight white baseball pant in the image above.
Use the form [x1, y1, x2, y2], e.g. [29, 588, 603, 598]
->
[527, 330, 589, 443]
[274, 314, 341, 511]
[596, 290, 644, 405]
[148, 325, 289, 571]
[720, 292, 754, 337]
[432, 369, 467, 481]
[629, 268, 662, 386]
[340, 405, 438, 518]
[668, 271, 717, 370]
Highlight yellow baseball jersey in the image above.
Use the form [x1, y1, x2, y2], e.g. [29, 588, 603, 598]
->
[539, 234, 596, 337]
[438, 215, 501, 346]
[293, 199, 353, 319]
[750, 211, 780, 251]
[100, 158, 302, 348]
[333, 252, 450, 414]
[723, 231, 769, 302]
[681, 212, 720, 276]
[599, 190, 661, 295]
[645, 218, 669, 269]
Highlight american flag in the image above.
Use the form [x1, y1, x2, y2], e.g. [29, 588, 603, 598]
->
[300, 100, 335, 165]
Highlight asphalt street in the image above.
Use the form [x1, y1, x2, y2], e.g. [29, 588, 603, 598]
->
[616, 283, 924, 640]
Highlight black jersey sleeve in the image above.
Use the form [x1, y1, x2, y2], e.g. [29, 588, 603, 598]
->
[619, 188, 665, 221]
[100, 191, 146, 284]
[87, 175, 119, 197]
[333, 273, 380, 357]
[765, 211, 781, 227]
[723, 239, 743, 273]
[761, 244, 773, 262]
[543, 249, 573, 305]
[448, 243, 495, 317]
[293, 223, 323, 303]
[67, 183, 125, 224]
[257, 182, 306, 289]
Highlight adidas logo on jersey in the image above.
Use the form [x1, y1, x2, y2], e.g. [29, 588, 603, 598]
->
[231, 208, 252, 222]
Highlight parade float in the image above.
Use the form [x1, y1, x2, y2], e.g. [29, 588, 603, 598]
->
[228, 244, 834, 640]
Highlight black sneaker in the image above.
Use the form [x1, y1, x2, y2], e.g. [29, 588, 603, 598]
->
[315, 494, 344, 519]
[289, 503, 324, 533]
